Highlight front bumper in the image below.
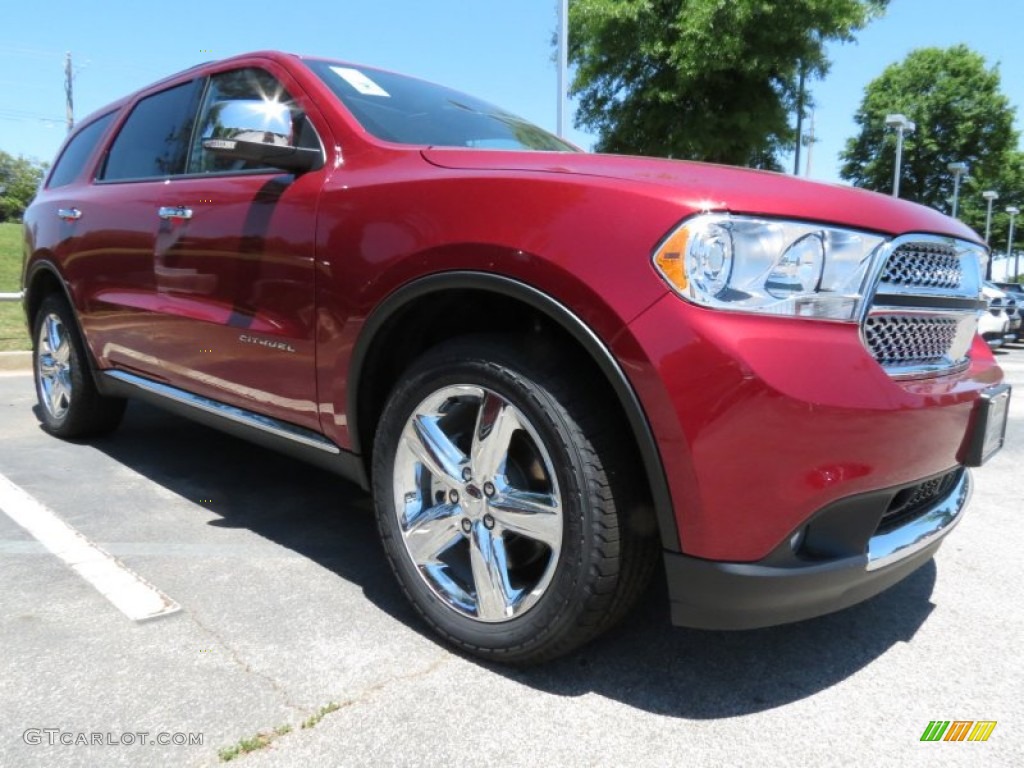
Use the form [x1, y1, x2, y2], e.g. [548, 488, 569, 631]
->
[666, 468, 971, 629]
[616, 292, 1002, 562]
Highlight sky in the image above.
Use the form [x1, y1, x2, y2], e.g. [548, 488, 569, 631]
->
[1, 0, 1023, 190]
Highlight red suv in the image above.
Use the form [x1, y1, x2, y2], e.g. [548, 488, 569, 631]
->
[21, 52, 1010, 663]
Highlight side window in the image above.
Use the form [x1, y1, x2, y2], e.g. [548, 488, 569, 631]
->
[188, 67, 320, 174]
[48, 112, 117, 188]
[101, 80, 203, 181]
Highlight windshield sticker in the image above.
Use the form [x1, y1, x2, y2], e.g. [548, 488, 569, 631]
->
[330, 67, 390, 97]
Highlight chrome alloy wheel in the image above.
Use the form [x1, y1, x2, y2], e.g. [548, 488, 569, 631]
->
[393, 385, 563, 622]
[36, 312, 73, 420]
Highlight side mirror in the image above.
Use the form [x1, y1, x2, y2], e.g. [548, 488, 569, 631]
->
[200, 100, 322, 173]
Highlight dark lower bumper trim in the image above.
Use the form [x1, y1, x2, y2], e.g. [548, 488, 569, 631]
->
[664, 536, 942, 630]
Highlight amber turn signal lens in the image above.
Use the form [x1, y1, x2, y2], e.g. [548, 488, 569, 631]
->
[654, 228, 690, 292]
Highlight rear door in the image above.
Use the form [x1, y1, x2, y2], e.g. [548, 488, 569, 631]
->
[25, 109, 120, 326]
[74, 78, 204, 380]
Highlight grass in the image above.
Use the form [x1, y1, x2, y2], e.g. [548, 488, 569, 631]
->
[217, 702, 341, 762]
[0, 222, 29, 352]
[301, 701, 341, 729]
[218, 725, 293, 763]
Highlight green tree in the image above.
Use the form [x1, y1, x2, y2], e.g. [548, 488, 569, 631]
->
[0, 151, 47, 222]
[568, 0, 887, 168]
[839, 45, 1020, 232]
[955, 151, 1024, 258]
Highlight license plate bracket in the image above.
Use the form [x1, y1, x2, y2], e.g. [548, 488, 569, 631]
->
[962, 383, 1011, 467]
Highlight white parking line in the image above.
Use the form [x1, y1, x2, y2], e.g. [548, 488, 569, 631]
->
[0, 473, 180, 621]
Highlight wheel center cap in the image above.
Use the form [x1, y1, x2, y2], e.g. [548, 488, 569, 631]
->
[462, 483, 488, 518]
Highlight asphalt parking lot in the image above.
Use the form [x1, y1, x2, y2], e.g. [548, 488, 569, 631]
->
[1, 347, 1022, 768]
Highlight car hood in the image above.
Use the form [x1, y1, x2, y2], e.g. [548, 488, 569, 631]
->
[421, 148, 981, 242]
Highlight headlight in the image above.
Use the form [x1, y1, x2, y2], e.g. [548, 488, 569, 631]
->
[653, 214, 887, 321]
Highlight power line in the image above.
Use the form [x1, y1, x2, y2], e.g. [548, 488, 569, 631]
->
[0, 108, 64, 121]
[0, 43, 63, 60]
[0, 43, 161, 75]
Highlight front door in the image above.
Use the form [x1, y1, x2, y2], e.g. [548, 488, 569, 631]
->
[86, 63, 329, 432]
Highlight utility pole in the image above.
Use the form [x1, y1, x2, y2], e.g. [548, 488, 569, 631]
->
[64, 51, 74, 133]
[557, 0, 568, 138]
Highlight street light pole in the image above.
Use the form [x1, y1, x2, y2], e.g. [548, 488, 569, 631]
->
[885, 114, 915, 198]
[1008, 206, 1020, 281]
[983, 190, 999, 280]
[793, 65, 806, 176]
[947, 161, 968, 218]
[983, 191, 999, 243]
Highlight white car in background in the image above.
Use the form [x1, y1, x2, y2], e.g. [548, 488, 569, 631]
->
[991, 285, 1022, 343]
[981, 284, 1011, 348]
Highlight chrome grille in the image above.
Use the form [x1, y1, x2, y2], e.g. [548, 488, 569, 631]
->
[880, 243, 963, 290]
[861, 235, 983, 378]
[865, 315, 959, 366]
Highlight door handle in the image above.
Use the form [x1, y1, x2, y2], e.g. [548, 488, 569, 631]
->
[158, 206, 193, 220]
[57, 208, 82, 221]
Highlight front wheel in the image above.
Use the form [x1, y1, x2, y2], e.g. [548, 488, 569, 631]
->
[372, 337, 657, 664]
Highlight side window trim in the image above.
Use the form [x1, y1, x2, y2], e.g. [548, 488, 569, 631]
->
[182, 76, 214, 175]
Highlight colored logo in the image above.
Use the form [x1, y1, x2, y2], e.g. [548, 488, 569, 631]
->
[920, 721, 997, 742]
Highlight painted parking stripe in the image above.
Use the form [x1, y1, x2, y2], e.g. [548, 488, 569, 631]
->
[0, 473, 180, 621]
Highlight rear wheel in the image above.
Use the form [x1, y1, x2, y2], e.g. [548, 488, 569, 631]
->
[372, 336, 657, 664]
[32, 294, 125, 438]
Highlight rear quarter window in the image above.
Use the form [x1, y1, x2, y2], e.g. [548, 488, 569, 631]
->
[47, 111, 117, 188]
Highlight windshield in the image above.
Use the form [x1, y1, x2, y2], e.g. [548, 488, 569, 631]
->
[304, 58, 576, 152]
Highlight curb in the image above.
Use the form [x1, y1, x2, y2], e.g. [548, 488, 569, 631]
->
[0, 351, 32, 372]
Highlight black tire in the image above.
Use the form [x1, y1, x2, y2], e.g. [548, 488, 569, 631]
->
[372, 336, 658, 664]
[32, 293, 126, 438]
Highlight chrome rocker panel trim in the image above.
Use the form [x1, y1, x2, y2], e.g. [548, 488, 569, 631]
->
[98, 369, 369, 489]
[104, 370, 340, 454]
